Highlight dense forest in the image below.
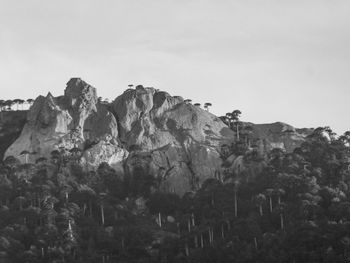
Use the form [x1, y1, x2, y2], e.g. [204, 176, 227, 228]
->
[1, 108, 350, 262]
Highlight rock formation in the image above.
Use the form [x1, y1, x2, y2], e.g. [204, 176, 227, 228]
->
[5, 78, 127, 170]
[4, 80, 236, 194]
[111, 86, 235, 195]
[4, 78, 312, 195]
[250, 122, 312, 153]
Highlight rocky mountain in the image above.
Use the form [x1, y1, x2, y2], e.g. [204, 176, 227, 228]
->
[3, 78, 311, 195]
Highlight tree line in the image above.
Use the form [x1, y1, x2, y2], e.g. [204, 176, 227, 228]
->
[0, 99, 34, 114]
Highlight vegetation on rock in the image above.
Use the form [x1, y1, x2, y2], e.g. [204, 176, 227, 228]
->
[1, 82, 349, 262]
[0, 121, 349, 262]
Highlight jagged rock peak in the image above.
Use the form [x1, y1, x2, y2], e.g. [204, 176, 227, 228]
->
[64, 78, 97, 107]
[46, 92, 54, 99]
[5, 78, 122, 168]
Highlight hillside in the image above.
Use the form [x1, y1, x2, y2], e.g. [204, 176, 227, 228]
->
[1, 79, 350, 263]
[2, 78, 312, 195]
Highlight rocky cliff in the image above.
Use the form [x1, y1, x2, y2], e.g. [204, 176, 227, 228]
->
[3, 78, 311, 195]
[111, 86, 235, 195]
[5, 78, 126, 170]
[250, 122, 313, 153]
[4, 79, 235, 195]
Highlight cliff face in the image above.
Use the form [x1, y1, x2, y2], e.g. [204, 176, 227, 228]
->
[111, 86, 235, 195]
[111, 87, 233, 149]
[4, 80, 235, 195]
[3, 78, 311, 195]
[250, 122, 312, 153]
[5, 78, 125, 169]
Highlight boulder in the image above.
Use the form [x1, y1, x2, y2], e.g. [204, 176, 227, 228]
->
[81, 141, 128, 173]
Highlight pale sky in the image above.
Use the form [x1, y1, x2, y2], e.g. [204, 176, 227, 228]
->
[1, 0, 350, 134]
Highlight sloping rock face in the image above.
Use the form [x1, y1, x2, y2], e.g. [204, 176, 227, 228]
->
[250, 122, 312, 153]
[112, 86, 235, 195]
[5, 78, 126, 169]
[217, 122, 311, 185]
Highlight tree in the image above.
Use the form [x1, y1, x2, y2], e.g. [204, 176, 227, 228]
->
[300, 198, 319, 221]
[264, 189, 274, 213]
[35, 157, 48, 165]
[99, 192, 107, 226]
[0, 100, 5, 121]
[3, 155, 19, 168]
[274, 188, 285, 204]
[76, 184, 96, 217]
[12, 99, 21, 110]
[204, 103, 212, 112]
[231, 110, 242, 141]
[254, 193, 266, 216]
[324, 126, 336, 141]
[125, 166, 155, 198]
[18, 99, 25, 110]
[270, 148, 285, 171]
[26, 99, 34, 106]
[194, 103, 201, 107]
[242, 125, 254, 147]
[225, 112, 233, 128]
[274, 203, 286, 230]
[233, 180, 240, 217]
[219, 116, 229, 126]
[5, 100, 13, 111]
[0, 173, 13, 206]
[42, 195, 59, 226]
[50, 150, 61, 164]
[69, 147, 82, 159]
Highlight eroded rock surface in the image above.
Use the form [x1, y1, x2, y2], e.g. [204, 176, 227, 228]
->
[112, 86, 235, 194]
[4, 79, 312, 196]
[81, 141, 128, 173]
[250, 122, 312, 153]
[5, 78, 121, 167]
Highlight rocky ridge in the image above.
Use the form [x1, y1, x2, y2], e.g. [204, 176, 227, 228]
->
[5, 78, 126, 171]
[4, 78, 310, 195]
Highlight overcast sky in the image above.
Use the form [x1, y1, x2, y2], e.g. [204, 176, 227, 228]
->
[1, 0, 349, 134]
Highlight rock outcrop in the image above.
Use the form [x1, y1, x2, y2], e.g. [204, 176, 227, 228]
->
[4, 80, 235, 194]
[250, 122, 312, 153]
[5, 78, 126, 170]
[112, 86, 235, 195]
[81, 141, 128, 174]
[4, 78, 313, 196]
